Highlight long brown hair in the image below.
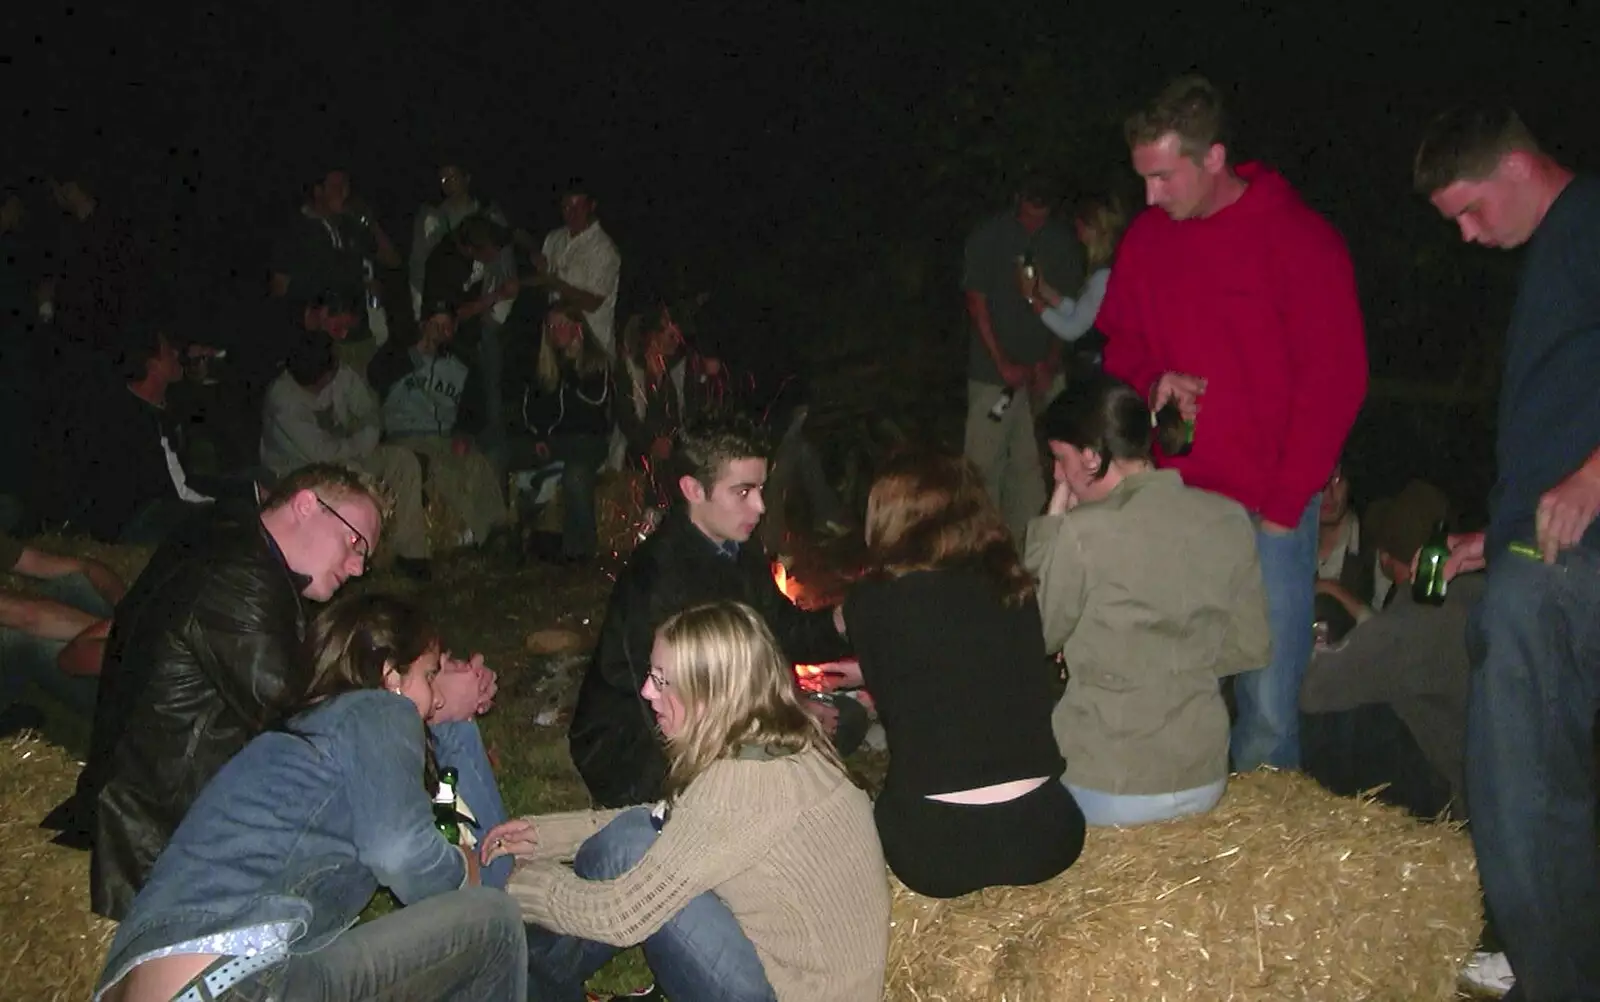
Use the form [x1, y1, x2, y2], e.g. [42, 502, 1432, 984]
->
[274, 593, 443, 787]
[863, 450, 1035, 604]
[657, 601, 844, 800]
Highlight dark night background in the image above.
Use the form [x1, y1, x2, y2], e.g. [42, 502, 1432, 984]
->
[4, 0, 1598, 508]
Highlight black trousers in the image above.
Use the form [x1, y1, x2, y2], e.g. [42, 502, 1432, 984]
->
[875, 778, 1085, 899]
[1300, 704, 1456, 819]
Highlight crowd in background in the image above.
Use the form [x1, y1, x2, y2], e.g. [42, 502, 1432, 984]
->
[0, 71, 1596, 1002]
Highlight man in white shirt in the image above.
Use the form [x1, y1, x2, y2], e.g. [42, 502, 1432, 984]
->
[536, 182, 621, 354]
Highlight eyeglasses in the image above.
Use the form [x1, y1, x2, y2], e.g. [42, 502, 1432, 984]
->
[316, 496, 371, 562]
[646, 667, 671, 690]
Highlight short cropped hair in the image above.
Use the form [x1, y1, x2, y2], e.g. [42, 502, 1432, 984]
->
[674, 412, 769, 493]
[263, 463, 394, 526]
[1125, 74, 1231, 160]
[1412, 104, 1543, 195]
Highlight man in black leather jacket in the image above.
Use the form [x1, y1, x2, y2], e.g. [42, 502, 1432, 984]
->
[568, 415, 853, 808]
[47, 464, 389, 920]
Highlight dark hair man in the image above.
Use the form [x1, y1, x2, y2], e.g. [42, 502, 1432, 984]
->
[1413, 103, 1600, 1002]
[1098, 74, 1368, 773]
[534, 180, 621, 354]
[567, 413, 853, 808]
[961, 173, 1084, 543]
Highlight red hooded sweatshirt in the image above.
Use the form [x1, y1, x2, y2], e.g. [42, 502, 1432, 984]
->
[1100, 163, 1368, 527]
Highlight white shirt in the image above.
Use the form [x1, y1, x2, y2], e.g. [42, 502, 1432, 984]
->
[541, 222, 621, 352]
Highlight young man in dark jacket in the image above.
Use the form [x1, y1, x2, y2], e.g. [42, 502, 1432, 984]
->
[567, 414, 855, 808]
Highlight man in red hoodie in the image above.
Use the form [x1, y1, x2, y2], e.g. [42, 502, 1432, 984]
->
[1099, 75, 1368, 772]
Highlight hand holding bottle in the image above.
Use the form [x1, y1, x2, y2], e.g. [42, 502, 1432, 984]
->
[1150, 372, 1206, 422]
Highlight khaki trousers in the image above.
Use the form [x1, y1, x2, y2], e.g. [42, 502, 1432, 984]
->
[392, 437, 509, 548]
[350, 445, 429, 561]
[964, 380, 1047, 543]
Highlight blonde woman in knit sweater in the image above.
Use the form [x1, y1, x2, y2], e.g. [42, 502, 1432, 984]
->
[483, 601, 889, 1002]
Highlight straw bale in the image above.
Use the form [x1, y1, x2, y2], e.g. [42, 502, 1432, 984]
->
[885, 770, 1480, 1002]
[0, 734, 116, 1002]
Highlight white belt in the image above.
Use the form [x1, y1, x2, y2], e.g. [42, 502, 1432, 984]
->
[172, 946, 287, 1002]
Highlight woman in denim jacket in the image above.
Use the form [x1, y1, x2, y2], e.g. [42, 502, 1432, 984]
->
[95, 595, 526, 1002]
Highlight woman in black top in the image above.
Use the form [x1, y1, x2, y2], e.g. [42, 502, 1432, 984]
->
[835, 451, 1084, 897]
[502, 303, 613, 562]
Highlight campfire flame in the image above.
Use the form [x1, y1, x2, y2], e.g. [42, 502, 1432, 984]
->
[773, 560, 829, 693]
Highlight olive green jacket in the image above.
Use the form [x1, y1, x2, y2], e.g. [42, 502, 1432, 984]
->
[1024, 469, 1270, 795]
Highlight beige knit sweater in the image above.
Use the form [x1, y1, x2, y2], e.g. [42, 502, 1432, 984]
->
[506, 746, 890, 1002]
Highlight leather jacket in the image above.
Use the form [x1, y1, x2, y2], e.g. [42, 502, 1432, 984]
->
[77, 500, 310, 919]
[568, 508, 849, 808]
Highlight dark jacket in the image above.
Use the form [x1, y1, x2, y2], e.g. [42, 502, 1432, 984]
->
[75, 500, 310, 919]
[57, 384, 196, 541]
[568, 509, 850, 808]
[504, 328, 613, 441]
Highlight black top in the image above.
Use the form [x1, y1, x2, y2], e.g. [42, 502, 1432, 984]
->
[269, 210, 371, 336]
[844, 568, 1064, 799]
[1491, 173, 1600, 556]
[41, 382, 194, 541]
[568, 509, 850, 808]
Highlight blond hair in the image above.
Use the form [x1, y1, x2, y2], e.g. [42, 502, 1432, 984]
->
[656, 601, 844, 800]
[263, 463, 394, 525]
[1075, 191, 1130, 272]
[536, 304, 610, 394]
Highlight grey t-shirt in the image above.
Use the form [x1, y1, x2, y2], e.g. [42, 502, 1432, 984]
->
[961, 211, 1084, 385]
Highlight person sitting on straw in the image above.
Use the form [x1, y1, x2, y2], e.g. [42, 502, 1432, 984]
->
[829, 450, 1085, 897]
[487, 600, 890, 1002]
[1025, 374, 1271, 826]
[94, 595, 525, 1002]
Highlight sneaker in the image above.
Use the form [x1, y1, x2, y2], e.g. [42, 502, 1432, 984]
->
[1459, 951, 1515, 998]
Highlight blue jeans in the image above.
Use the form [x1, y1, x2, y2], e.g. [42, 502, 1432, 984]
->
[226, 886, 527, 1002]
[1066, 777, 1227, 827]
[430, 720, 512, 889]
[501, 433, 610, 559]
[523, 808, 777, 1002]
[0, 573, 109, 719]
[1465, 545, 1600, 1000]
[1231, 494, 1320, 771]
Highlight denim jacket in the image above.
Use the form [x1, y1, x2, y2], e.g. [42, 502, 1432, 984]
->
[96, 690, 466, 996]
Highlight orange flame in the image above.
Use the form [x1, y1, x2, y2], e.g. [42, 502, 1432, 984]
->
[773, 560, 828, 691]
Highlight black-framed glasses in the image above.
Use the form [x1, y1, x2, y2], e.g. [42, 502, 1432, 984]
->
[316, 496, 371, 562]
[646, 667, 671, 690]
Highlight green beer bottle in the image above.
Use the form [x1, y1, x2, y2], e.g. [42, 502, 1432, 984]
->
[433, 767, 461, 845]
[1412, 520, 1451, 606]
[1152, 401, 1195, 457]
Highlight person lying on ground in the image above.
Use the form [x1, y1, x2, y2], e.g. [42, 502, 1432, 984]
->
[94, 594, 526, 1002]
[1025, 374, 1270, 827]
[567, 413, 857, 809]
[0, 534, 124, 733]
[833, 450, 1084, 897]
[488, 600, 889, 1002]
